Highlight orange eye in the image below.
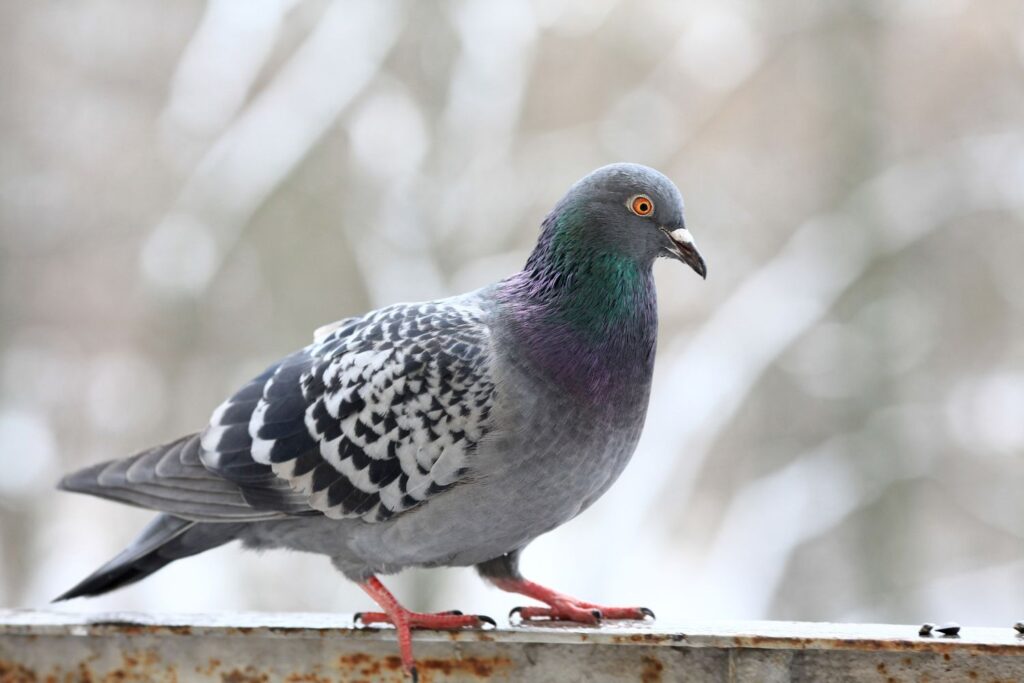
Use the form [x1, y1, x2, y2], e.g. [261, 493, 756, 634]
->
[630, 195, 654, 217]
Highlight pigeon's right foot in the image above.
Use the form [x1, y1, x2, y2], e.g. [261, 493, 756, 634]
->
[493, 577, 655, 625]
[358, 576, 494, 681]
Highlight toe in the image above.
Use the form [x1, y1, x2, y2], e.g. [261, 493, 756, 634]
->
[595, 606, 655, 620]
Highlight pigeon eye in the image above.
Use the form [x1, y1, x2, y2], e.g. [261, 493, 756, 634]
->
[629, 195, 654, 217]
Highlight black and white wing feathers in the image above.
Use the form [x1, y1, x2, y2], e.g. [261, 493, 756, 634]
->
[200, 300, 495, 522]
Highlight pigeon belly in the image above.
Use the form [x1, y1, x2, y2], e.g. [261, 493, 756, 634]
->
[243, 363, 651, 578]
[239, 292, 658, 577]
[343, 356, 652, 573]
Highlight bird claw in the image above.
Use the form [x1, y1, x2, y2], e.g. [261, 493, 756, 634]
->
[509, 601, 653, 625]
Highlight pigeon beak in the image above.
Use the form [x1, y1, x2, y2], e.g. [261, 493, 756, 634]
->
[661, 227, 707, 279]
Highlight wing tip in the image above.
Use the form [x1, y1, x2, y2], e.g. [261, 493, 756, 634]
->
[56, 463, 106, 495]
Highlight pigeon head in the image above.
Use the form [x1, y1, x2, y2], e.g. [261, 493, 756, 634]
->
[541, 163, 706, 279]
[499, 164, 706, 397]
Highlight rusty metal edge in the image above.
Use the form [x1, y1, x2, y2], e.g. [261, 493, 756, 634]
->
[2, 610, 1023, 658]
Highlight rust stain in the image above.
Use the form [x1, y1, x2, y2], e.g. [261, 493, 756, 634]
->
[339, 653, 372, 666]
[220, 667, 268, 683]
[5, 620, 1024, 683]
[283, 673, 333, 683]
[418, 655, 513, 679]
[441, 630, 494, 643]
[110, 648, 162, 682]
[337, 654, 403, 678]
[161, 626, 194, 637]
[84, 623, 146, 636]
[0, 661, 38, 683]
[336, 652, 511, 680]
[640, 655, 663, 683]
[727, 634, 1024, 658]
[13, 649, 168, 683]
[196, 658, 222, 676]
[609, 633, 678, 645]
[82, 622, 201, 639]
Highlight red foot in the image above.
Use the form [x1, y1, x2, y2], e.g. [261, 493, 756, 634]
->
[355, 609, 495, 630]
[358, 577, 494, 681]
[493, 578, 655, 625]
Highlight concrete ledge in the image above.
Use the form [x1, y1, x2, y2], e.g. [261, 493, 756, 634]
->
[2, 610, 1023, 681]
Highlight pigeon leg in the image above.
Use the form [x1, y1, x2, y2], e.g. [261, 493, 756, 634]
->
[477, 552, 654, 625]
[492, 577, 655, 624]
[357, 576, 495, 680]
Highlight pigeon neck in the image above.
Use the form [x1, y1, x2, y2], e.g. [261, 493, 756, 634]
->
[498, 211, 658, 399]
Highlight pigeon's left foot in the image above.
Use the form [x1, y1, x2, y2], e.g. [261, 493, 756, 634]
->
[355, 609, 496, 629]
[358, 577, 494, 681]
[493, 577, 655, 624]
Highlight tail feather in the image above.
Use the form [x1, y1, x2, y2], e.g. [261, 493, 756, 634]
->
[57, 435, 287, 521]
[54, 514, 242, 601]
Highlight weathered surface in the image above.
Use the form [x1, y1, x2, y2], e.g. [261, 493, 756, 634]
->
[1, 611, 1022, 682]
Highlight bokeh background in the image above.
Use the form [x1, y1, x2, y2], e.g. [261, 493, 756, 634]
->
[2, 0, 1023, 627]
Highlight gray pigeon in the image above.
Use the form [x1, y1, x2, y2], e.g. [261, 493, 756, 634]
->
[57, 163, 706, 680]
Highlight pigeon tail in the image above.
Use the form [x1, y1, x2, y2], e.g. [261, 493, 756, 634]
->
[54, 514, 241, 601]
[57, 434, 301, 521]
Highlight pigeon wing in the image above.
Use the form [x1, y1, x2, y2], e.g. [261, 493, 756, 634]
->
[200, 300, 496, 523]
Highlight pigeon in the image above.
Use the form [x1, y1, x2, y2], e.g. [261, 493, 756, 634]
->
[56, 163, 706, 680]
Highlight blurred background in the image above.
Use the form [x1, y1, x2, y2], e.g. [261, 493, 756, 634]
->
[1, 0, 1023, 628]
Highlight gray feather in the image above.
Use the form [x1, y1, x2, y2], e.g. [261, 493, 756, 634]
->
[59, 436, 286, 521]
[54, 514, 242, 600]
[58, 163, 698, 593]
